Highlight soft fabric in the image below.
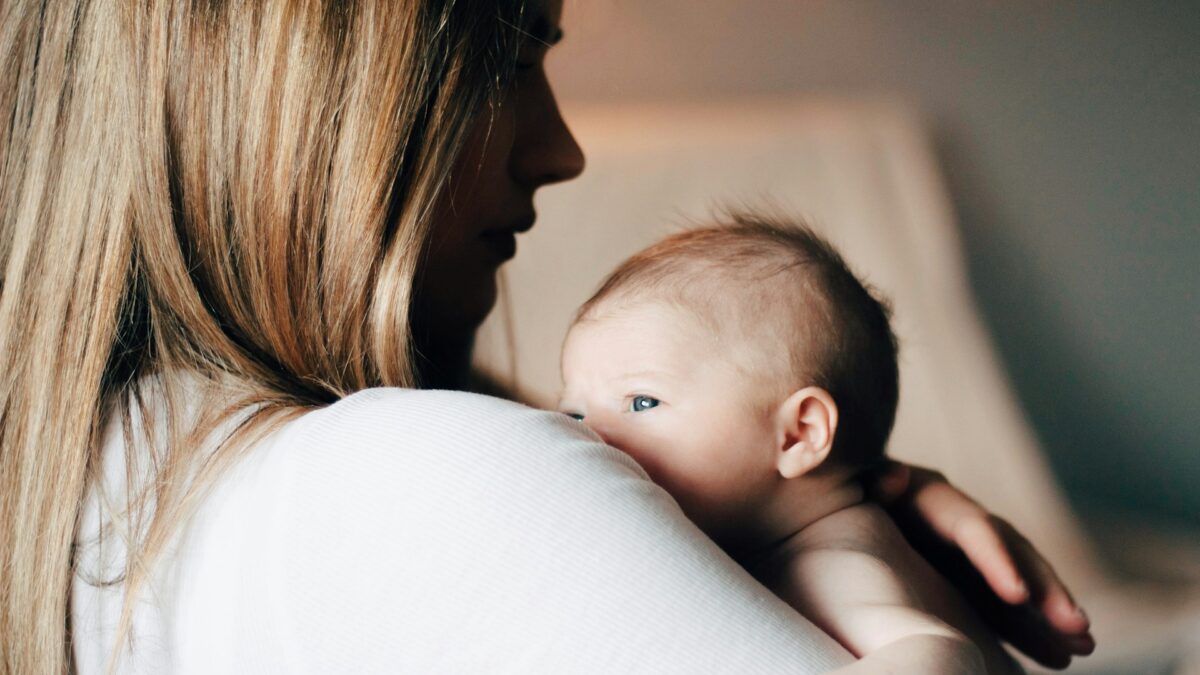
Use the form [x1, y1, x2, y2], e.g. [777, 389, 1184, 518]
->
[72, 386, 852, 674]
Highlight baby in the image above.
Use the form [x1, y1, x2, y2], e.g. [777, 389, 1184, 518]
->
[558, 213, 1022, 674]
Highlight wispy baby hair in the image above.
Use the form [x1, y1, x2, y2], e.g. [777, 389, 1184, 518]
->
[575, 210, 900, 469]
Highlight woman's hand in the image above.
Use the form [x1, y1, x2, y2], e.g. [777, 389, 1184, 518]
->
[866, 461, 1096, 670]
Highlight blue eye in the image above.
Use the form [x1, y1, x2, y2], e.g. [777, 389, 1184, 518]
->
[629, 395, 661, 412]
[565, 412, 584, 421]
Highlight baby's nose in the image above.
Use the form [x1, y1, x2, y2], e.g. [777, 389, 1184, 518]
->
[575, 416, 615, 447]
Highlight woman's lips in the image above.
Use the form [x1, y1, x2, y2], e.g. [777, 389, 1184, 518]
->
[480, 230, 517, 261]
[480, 213, 536, 262]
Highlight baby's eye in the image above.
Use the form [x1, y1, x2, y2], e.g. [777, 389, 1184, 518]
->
[629, 395, 661, 413]
[564, 412, 584, 421]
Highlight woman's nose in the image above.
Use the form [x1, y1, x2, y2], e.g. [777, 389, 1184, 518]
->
[512, 75, 585, 189]
[543, 111, 585, 186]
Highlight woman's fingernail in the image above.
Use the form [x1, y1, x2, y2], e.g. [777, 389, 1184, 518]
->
[1068, 633, 1096, 654]
[1012, 580, 1028, 599]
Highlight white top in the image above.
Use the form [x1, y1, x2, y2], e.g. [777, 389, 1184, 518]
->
[72, 386, 852, 673]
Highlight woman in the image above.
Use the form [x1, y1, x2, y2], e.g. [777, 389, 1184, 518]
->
[0, 0, 1092, 672]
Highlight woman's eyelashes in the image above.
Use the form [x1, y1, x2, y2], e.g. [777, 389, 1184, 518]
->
[628, 395, 661, 413]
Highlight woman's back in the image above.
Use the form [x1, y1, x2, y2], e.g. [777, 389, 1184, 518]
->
[73, 382, 851, 673]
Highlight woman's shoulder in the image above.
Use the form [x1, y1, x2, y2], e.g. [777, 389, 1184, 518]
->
[114, 385, 851, 673]
[162, 388, 667, 669]
[278, 387, 615, 466]
[244, 387, 647, 509]
[302, 387, 560, 436]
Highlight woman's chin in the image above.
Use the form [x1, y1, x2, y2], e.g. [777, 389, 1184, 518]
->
[416, 269, 499, 339]
[461, 273, 500, 331]
[410, 274, 497, 389]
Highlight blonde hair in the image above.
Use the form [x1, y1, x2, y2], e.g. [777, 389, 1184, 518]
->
[0, 0, 531, 671]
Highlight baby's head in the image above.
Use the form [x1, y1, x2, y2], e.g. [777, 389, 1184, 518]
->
[559, 212, 898, 547]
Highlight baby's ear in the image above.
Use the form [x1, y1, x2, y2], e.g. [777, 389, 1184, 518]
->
[774, 387, 838, 479]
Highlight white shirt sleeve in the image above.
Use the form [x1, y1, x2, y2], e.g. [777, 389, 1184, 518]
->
[166, 388, 853, 674]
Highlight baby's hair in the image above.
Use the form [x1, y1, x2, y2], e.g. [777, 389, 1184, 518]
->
[575, 211, 900, 470]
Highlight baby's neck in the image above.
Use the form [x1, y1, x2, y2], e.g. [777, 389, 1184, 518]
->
[729, 471, 865, 566]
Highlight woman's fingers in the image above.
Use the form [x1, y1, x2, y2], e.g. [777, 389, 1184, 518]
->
[950, 517, 1086, 668]
[987, 514, 1092, 644]
[983, 517, 1095, 665]
[993, 608, 1075, 669]
[904, 470, 1029, 603]
[870, 462, 1096, 667]
[952, 515, 1029, 604]
[1012, 527, 1092, 640]
[866, 460, 911, 503]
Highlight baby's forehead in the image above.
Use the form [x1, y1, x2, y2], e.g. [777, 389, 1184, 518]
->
[570, 298, 715, 347]
[560, 301, 709, 384]
[582, 270, 817, 336]
[568, 291, 817, 384]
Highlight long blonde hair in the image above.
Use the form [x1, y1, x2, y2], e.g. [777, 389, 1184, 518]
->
[0, 0, 529, 671]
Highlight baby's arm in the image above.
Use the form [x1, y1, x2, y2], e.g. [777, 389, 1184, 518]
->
[781, 548, 986, 674]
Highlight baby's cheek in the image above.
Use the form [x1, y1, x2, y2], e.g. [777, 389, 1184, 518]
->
[608, 432, 699, 494]
[689, 425, 770, 497]
[656, 438, 728, 496]
[597, 425, 669, 472]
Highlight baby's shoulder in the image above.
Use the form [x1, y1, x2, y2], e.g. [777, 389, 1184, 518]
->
[796, 502, 910, 558]
[785, 503, 979, 618]
[777, 503, 917, 593]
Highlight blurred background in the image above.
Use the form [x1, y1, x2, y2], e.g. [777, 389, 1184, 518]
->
[543, 0, 1198, 547]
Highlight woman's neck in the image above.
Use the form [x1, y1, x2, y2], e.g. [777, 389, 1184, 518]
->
[412, 329, 474, 391]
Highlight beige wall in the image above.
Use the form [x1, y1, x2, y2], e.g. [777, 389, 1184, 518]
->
[546, 1, 1200, 532]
